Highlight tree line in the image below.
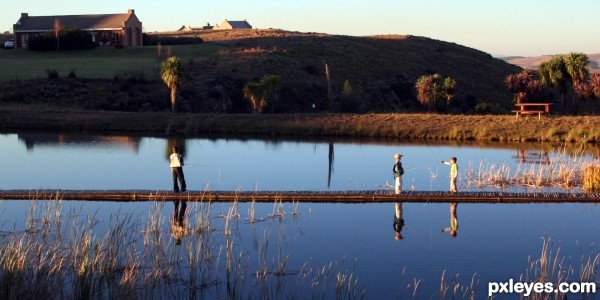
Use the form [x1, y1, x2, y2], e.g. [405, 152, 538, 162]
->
[505, 52, 600, 114]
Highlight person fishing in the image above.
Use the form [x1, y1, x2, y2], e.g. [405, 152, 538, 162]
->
[441, 156, 458, 193]
[393, 153, 404, 194]
[170, 146, 187, 193]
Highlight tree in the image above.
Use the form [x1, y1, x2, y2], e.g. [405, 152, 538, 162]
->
[538, 52, 589, 113]
[505, 69, 545, 103]
[538, 56, 569, 112]
[243, 75, 282, 113]
[54, 18, 62, 52]
[415, 73, 457, 112]
[160, 56, 183, 112]
[564, 52, 589, 112]
[574, 73, 600, 100]
[590, 73, 600, 99]
[564, 52, 589, 85]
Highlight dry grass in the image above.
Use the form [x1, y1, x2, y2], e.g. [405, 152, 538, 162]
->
[3, 110, 600, 143]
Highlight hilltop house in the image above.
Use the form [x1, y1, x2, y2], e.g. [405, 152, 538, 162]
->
[214, 19, 252, 30]
[177, 23, 213, 32]
[12, 9, 142, 49]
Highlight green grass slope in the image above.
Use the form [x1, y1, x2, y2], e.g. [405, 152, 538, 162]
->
[0, 29, 521, 113]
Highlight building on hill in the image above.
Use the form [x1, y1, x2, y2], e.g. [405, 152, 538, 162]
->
[214, 19, 252, 30]
[12, 9, 142, 49]
[177, 23, 213, 32]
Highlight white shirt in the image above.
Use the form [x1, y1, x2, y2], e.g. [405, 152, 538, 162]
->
[170, 153, 183, 168]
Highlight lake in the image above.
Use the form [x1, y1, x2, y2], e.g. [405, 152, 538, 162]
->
[1, 132, 599, 298]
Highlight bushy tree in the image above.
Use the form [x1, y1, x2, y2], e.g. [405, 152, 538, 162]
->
[243, 75, 283, 113]
[505, 69, 545, 103]
[415, 73, 457, 112]
[574, 73, 600, 100]
[538, 52, 589, 112]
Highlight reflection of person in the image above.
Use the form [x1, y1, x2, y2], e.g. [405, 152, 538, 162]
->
[393, 202, 405, 240]
[442, 202, 459, 237]
[170, 146, 187, 193]
[441, 157, 458, 192]
[393, 153, 404, 194]
[172, 200, 187, 245]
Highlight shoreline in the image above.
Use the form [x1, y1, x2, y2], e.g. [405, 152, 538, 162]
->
[1, 109, 600, 143]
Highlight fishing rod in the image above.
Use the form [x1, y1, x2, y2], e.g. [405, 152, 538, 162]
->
[185, 163, 219, 168]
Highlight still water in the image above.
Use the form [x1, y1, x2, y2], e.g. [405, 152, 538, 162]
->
[1, 132, 600, 298]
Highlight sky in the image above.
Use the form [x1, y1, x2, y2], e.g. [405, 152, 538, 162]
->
[2, 0, 599, 57]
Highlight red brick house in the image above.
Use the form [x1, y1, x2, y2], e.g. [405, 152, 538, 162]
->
[12, 9, 143, 49]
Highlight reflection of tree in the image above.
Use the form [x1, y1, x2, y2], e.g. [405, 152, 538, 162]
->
[327, 143, 334, 189]
[166, 137, 187, 161]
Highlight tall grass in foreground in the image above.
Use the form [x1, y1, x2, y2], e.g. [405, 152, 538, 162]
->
[1, 197, 598, 299]
[0, 196, 367, 299]
[519, 238, 600, 300]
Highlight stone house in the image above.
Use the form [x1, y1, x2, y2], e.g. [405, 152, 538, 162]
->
[214, 19, 252, 30]
[12, 9, 143, 49]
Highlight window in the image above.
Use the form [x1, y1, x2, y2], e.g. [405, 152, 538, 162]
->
[112, 32, 120, 45]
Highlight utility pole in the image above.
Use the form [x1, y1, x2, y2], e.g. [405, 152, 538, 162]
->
[325, 63, 333, 113]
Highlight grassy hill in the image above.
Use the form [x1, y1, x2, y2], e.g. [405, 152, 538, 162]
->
[0, 29, 521, 113]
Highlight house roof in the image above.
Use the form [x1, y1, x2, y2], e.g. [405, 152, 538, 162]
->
[14, 12, 134, 32]
[221, 19, 252, 29]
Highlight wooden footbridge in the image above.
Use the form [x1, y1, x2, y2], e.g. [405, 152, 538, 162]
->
[1, 190, 600, 203]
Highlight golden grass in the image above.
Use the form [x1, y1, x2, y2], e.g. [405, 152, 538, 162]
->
[2, 110, 600, 143]
[583, 164, 600, 192]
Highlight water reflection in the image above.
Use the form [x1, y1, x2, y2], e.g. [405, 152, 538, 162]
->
[393, 201, 404, 240]
[516, 149, 550, 164]
[327, 143, 334, 189]
[3, 132, 600, 192]
[441, 202, 459, 237]
[18, 133, 142, 152]
[171, 200, 187, 245]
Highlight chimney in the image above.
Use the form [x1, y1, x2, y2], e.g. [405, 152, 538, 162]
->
[21, 13, 28, 18]
[128, 9, 134, 15]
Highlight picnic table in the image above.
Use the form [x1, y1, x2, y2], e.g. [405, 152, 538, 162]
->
[512, 103, 553, 119]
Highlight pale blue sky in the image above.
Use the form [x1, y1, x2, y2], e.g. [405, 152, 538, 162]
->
[2, 0, 598, 56]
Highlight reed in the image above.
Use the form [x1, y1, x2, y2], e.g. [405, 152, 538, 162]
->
[2, 195, 599, 299]
[464, 146, 594, 191]
[583, 163, 600, 192]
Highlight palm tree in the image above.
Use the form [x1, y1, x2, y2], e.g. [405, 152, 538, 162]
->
[564, 52, 589, 112]
[538, 56, 569, 112]
[415, 73, 457, 112]
[415, 75, 435, 110]
[242, 81, 264, 113]
[243, 75, 282, 113]
[564, 52, 589, 85]
[443, 77, 457, 105]
[160, 56, 183, 112]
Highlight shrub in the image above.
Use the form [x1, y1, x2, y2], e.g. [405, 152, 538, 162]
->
[473, 102, 493, 114]
[46, 69, 59, 79]
[29, 29, 95, 51]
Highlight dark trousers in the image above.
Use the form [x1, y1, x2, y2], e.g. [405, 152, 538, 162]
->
[172, 167, 187, 192]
